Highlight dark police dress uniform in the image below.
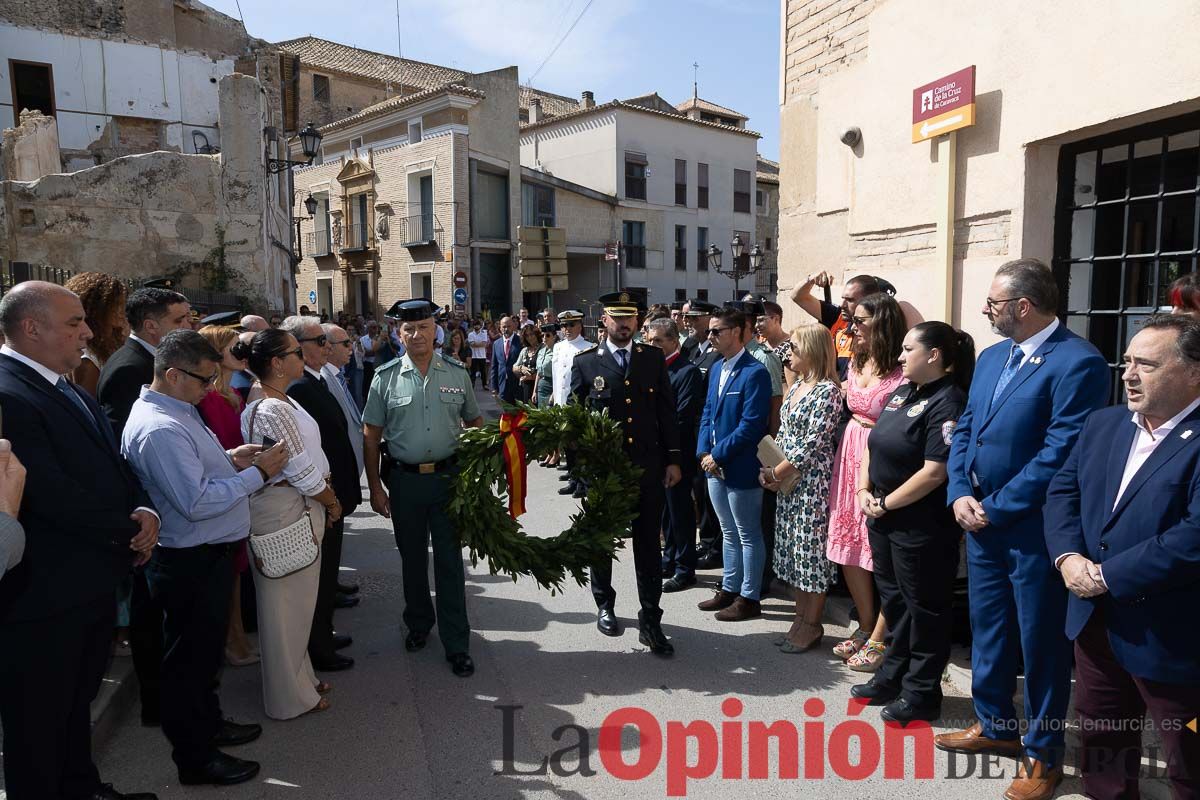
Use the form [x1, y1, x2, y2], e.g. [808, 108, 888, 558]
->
[865, 375, 965, 713]
[571, 292, 681, 655]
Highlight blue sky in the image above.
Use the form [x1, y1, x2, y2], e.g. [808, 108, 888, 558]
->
[204, 0, 781, 160]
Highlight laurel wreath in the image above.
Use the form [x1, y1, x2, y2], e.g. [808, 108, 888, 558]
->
[447, 402, 642, 592]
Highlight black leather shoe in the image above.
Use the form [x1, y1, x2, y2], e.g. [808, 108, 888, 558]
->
[556, 463, 569, 471]
[311, 653, 355, 671]
[662, 575, 697, 592]
[597, 608, 622, 636]
[90, 784, 158, 800]
[212, 718, 262, 747]
[337, 581, 360, 595]
[558, 481, 577, 495]
[447, 652, 475, 677]
[572, 483, 587, 498]
[332, 633, 353, 650]
[695, 551, 722, 570]
[880, 697, 942, 726]
[558, 471, 572, 480]
[638, 623, 674, 656]
[334, 593, 360, 609]
[178, 752, 261, 786]
[850, 679, 900, 705]
[404, 631, 428, 652]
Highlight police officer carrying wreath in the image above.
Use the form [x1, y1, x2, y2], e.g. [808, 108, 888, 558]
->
[571, 290, 681, 656]
[363, 299, 482, 678]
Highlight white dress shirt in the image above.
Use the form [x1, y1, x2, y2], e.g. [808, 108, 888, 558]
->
[718, 348, 745, 395]
[606, 340, 632, 364]
[1114, 396, 1200, 509]
[1012, 318, 1059, 367]
[129, 334, 157, 356]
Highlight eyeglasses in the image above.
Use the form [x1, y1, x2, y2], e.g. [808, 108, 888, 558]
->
[297, 334, 328, 346]
[330, 338, 352, 348]
[985, 297, 1025, 311]
[707, 327, 733, 338]
[174, 366, 220, 385]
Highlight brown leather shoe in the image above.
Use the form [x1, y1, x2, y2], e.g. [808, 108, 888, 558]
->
[697, 590, 738, 611]
[714, 596, 762, 622]
[933, 722, 1023, 757]
[1002, 758, 1062, 800]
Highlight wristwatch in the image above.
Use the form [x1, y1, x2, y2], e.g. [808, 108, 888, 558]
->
[877, 495, 888, 512]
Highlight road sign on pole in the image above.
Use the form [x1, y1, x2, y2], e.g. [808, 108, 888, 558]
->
[912, 66, 976, 143]
[453, 288, 467, 305]
[453, 271, 468, 288]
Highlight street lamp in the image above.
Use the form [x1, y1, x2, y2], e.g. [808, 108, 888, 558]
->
[293, 192, 319, 260]
[266, 122, 324, 174]
[708, 235, 764, 299]
[303, 193, 318, 218]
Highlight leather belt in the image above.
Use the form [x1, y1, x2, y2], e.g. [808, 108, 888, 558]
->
[851, 415, 876, 429]
[399, 456, 458, 475]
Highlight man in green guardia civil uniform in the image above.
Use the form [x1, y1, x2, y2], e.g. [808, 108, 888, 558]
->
[363, 299, 482, 678]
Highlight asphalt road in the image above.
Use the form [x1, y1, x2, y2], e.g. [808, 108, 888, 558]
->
[21, 389, 1106, 800]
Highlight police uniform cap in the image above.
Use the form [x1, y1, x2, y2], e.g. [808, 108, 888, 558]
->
[669, 301, 685, 312]
[539, 322, 561, 333]
[199, 310, 241, 327]
[684, 299, 719, 316]
[558, 309, 585, 323]
[724, 299, 766, 317]
[142, 276, 177, 290]
[599, 290, 645, 318]
[385, 299, 436, 322]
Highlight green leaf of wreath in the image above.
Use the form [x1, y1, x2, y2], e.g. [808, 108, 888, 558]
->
[449, 401, 642, 593]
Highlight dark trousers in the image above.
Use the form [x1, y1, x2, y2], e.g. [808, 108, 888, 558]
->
[145, 543, 236, 770]
[361, 362, 376, 404]
[129, 567, 164, 723]
[760, 490, 778, 591]
[470, 358, 487, 389]
[694, 470, 721, 559]
[0, 601, 113, 800]
[308, 516, 345, 660]
[662, 468, 697, 578]
[389, 467, 470, 654]
[591, 473, 666, 625]
[869, 524, 960, 706]
[1075, 608, 1200, 799]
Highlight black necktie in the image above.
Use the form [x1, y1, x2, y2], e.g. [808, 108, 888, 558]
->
[615, 349, 628, 372]
[56, 377, 97, 428]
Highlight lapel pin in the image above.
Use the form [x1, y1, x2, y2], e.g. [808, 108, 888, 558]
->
[1031, 355, 1044, 365]
[1183, 429, 1194, 440]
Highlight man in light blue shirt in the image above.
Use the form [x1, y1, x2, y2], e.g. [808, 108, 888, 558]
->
[121, 330, 287, 788]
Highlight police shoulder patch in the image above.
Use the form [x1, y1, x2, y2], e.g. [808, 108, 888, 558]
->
[941, 419, 956, 445]
[441, 354, 467, 369]
[579, 344, 600, 356]
[375, 356, 403, 372]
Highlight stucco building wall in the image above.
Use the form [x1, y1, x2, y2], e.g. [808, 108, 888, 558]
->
[778, 0, 1200, 346]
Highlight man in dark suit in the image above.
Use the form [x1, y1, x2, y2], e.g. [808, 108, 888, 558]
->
[644, 317, 704, 592]
[0, 281, 160, 800]
[571, 291, 681, 656]
[939, 259, 1110, 800]
[96, 285, 190, 728]
[490, 315, 521, 405]
[1045, 314, 1200, 799]
[683, 300, 725, 569]
[282, 315, 361, 672]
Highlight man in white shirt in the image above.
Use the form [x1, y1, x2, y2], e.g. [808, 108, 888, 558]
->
[1045, 314, 1200, 799]
[467, 321, 490, 389]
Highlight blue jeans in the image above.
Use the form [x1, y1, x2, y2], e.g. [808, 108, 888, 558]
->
[707, 478, 765, 600]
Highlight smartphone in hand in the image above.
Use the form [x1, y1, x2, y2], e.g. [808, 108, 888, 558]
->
[261, 436, 278, 449]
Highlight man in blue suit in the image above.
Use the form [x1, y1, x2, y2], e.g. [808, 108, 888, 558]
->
[938, 259, 1109, 800]
[696, 308, 771, 622]
[490, 315, 521, 405]
[1045, 314, 1200, 799]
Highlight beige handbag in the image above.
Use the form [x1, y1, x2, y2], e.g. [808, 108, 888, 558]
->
[249, 510, 319, 578]
[757, 435, 802, 496]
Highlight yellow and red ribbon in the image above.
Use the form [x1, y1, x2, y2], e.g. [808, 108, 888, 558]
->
[499, 411, 529, 519]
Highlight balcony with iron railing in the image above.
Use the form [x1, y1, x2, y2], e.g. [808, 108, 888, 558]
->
[675, 247, 687, 270]
[624, 245, 646, 269]
[341, 221, 370, 252]
[304, 228, 332, 257]
[397, 212, 444, 249]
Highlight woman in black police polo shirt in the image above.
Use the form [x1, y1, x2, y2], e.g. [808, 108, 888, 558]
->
[848, 321, 975, 726]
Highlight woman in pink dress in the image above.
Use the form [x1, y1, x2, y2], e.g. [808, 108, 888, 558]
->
[197, 324, 259, 667]
[826, 293, 909, 671]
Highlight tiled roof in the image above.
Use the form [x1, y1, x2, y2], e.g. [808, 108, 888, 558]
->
[521, 98, 760, 139]
[519, 86, 579, 118]
[676, 96, 748, 120]
[277, 36, 467, 90]
[318, 83, 485, 134]
[278, 36, 575, 117]
[756, 156, 780, 184]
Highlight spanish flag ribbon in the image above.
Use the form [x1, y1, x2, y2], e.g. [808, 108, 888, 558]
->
[499, 411, 529, 519]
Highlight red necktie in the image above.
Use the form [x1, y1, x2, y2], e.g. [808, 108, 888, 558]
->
[504, 337, 511, 360]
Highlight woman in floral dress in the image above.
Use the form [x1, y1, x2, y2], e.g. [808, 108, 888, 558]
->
[760, 324, 843, 652]
[826, 293, 908, 671]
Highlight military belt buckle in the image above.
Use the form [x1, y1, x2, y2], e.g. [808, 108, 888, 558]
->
[419, 462, 436, 474]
